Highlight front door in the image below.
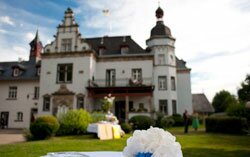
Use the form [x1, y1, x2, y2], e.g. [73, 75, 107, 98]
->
[1, 112, 9, 129]
[115, 101, 125, 123]
[30, 108, 38, 123]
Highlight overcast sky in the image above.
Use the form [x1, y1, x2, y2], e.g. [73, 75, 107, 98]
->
[0, 0, 249, 101]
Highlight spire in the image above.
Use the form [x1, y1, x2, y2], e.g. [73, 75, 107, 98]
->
[29, 30, 43, 62]
[156, 7, 164, 20]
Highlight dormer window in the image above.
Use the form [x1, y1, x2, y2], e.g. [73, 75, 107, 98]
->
[13, 68, 20, 77]
[121, 45, 129, 54]
[37, 67, 41, 76]
[0, 69, 4, 76]
[98, 45, 106, 56]
[61, 38, 72, 52]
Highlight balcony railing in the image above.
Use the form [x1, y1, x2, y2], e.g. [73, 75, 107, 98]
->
[88, 78, 153, 88]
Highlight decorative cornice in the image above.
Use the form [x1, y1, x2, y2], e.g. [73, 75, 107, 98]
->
[97, 55, 154, 62]
[42, 50, 97, 59]
[177, 68, 191, 73]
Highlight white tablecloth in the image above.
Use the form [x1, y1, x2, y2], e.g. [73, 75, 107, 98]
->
[41, 151, 123, 157]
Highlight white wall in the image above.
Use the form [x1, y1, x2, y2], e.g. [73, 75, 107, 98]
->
[0, 81, 39, 128]
[177, 72, 192, 114]
[38, 56, 92, 115]
[96, 59, 153, 84]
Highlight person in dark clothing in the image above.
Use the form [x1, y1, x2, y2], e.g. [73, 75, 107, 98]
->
[183, 110, 189, 133]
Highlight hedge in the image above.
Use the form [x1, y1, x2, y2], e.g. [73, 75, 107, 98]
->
[129, 115, 155, 130]
[57, 109, 92, 135]
[30, 115, 59, 140]
[205, 116, 249, 134]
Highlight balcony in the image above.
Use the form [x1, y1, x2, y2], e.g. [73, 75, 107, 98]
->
[87, 78, 154, 97]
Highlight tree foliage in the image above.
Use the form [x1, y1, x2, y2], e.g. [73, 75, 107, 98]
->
[212, 90, 237, 113]
[238, 74, 250, 102]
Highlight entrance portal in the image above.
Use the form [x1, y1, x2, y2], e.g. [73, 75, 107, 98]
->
[115, 101, 125, 123]
[0, 112, 9, 129]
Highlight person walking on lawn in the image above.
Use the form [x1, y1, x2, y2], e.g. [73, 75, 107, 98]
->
[183, 110, 189, 133]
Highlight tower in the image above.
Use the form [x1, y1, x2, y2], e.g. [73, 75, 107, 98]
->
[29, 30, 43, 63]
[146, 7, 178, 115]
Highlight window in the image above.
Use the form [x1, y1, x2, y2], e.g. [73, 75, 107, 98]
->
[43, 96, 50, 111]
[106, 69, 116, 86]
[159, 100, 168, 115]
[37, 67, 41, 76]
[34, 87, 39, 99]
[61, 38, 72, 52]
[132, 69, 142, 81]
[0, 70, 4, 76]
[13, 68, 19, 77]
[121, 47, 129, 54]
[8, 86, 17, 99]
[77, 96, 84, 109]
[158, 76, 167, 90]
[158, 54, 165, 65]
[129, 101, 134, 112]
[172, 100, 177, 114]
[99, 48, 106, 55]
[57, 64, 73, 83]
[171, 76, 176, 91]
[16, 112, 23, 121]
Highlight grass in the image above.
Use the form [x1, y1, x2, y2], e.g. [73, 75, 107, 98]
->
[0, 127, 250, 157]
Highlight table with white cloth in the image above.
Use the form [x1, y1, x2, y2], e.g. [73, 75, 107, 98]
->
[87, 123, 121, 140]
[41, 151, 123, 157]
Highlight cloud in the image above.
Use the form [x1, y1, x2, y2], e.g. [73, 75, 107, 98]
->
[25, 32, 35, 41]
[0, 0, 250, 102]
[0, 16, 15, 25]
[0, 29, 8, 34]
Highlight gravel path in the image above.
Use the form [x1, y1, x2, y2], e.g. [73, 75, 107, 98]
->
[0, 129, 25, 145]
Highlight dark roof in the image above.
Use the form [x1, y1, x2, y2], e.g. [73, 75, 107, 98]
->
[192, 93, 215, 113]
[85, 36, 146, 55]
[151, 21, 172, 38]
[29, 30, 43, 47]
[176, 57, 189, 70]
[0, 61, 39, 81]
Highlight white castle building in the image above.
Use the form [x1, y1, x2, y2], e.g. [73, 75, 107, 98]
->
[0, 7, 192, 128]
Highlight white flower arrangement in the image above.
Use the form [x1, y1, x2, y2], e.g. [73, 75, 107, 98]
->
[123, 127, 183, 157]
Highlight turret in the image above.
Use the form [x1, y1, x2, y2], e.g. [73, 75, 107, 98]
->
[29, 30, 43, 63]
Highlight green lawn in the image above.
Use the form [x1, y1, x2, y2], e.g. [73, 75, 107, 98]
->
[0, 127, 250, 157]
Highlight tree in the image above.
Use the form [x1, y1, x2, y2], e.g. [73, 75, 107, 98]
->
[238, 74, 250, 103]
[212, 90, 237, 113]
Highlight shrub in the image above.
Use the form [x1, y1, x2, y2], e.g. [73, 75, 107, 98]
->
[129, 115, 155, 130]
[121, 123, 132, 133]
[227, 103, 250, 121]
[205, 116, 249, 134]
[160, 117, 175, 129]
[30, 115, 59, 140]
[91, 111, 106, 123]
[155, 112, 164, 128]
[57, 109, 92, 135]
[172, 114, 184, 126]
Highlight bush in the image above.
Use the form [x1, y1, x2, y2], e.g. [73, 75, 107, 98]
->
[57, 109, 92, 135]
[129, 115, 155, 130]
[227, 104, 250, 121]
[30, 115, 59, 140]
[155, 112, 174, 129]
[172, 114, 184, 126]
[155, 112, 164, 128]
[205, 116, 249, 134]
[160, 117, 175, 129]
[91, 112, 106, 123]
[121, 123, 132, 133]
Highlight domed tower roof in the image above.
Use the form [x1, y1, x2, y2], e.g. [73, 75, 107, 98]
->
[150, 7, 172, 38]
